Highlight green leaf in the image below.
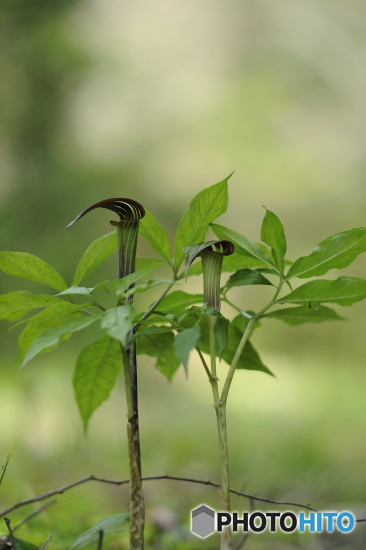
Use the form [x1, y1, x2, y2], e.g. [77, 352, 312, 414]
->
[286, 227, 366, 280]
[100, 306, 132, 347]
[136, 331, 180, 381]
[265, 305, 344, 326]
[72, 232, 117, 286]
[139, 209, 173, 267]
[199, 315, 272, 376]
[135, 257, 166, 272]
[278, 277, 366, 306]
[174, 325, 201, 374]
[0, 252, 67, 292]
[175, 174, 231, 270]
[17, 302, 91, 357]
[224, 269, 273, 290]
[0, 291, 62, 322]
[128, 325, 174, 346]
[261, 209, 287, 273]
[124, 278, 171, 299]
[155, 291, 204, 315]
[21, 315, 100, 369]
[73, 337, 122, 431]
[211, 224, 275, 269]
[12, 537, 39, 550]
[69, 513, 129, 550]
[214, 315, 229, 360]
[114, 269, 156, 297]
[56, 281, 110, 297]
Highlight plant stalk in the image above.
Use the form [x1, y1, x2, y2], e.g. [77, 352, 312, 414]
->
[207, 314, 232, 550]
[122, 348, 145, 550]
[116, 219, 145, 550]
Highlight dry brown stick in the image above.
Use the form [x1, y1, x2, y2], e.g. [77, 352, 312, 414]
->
[0, 474, 318, 518]
[1, 474, 366, 523]
[12, 500, 57, 532]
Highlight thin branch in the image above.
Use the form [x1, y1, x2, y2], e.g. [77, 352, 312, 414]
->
[4, 518, 12, 536]
[39, 533, 53, 550]
[196, 346, 215, 383]
[233, 497, 254, 550]
[0, 474, 318, 518]
[133, 278, 176, 331]
[12, 500, 57, 532]
[97, 529, 104, 550]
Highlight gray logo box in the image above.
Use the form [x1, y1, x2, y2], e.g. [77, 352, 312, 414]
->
[191, 505, 215, 538]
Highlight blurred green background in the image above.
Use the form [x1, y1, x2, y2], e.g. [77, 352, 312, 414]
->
[1, 1, 366, 548]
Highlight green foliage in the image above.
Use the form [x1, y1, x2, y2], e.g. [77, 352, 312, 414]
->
[286, 228, 366, 279]
[17, 302, 91, 358]
[223, 268, 273, 290]
[214, 315, 229, 360]
[73, 337, 122, 431]
[56, 281, 110, 297]
[123, 278, 171, 299]
[155, 291, 204, 315]
[72, 232, 117, 286]
[278, 276, 366, 307]
[0, 291, 62, 322]
[135, 257, 167, 271]
[174, 325, 201, 374]
[100, 306, 132, 347]
[69, 514, 129, 550]
[0, 252, 67, 292]
[211, 223, 275, 268]
[199, 315, 272, 376]
[139, 209, 173, 267]
[12, 538, 39, 550]
[175, 174, 231, 271]
[21, 314, 101, 369]
[265, 305, 344, 326]
[136, 331, 180, 381]
[261, 208, 287, 274]
[114, 269, 158, 297]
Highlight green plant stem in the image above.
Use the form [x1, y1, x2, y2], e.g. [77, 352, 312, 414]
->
[196, 346, 215, 383]
[222, 295, 252, 319]
[207, 314, 232, 550]
[122, 348, 144, 550]
[123, 277, 176, 550]
[134, 278, 177, 331]
[220, 277, 284, 405]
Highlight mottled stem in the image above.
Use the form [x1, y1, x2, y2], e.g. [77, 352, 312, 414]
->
[207, 315, 232, 550]
[122, 348, 145, 550]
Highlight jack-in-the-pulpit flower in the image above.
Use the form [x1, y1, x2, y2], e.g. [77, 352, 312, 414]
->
[67, 198, 145, 297]
[184, 240, 234, 311]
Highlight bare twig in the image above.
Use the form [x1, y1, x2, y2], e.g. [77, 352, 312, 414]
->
[4, 518, 12, 537]
[12, 500, 57, 532]
[97, 529, 104, 550]
[39, 533, 52, 550]
[2, 473, 366, 523]
[0, 474, 317, 518]
[233, 497, 254, 550]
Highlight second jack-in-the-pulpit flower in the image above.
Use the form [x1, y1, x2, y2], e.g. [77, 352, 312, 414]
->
[183, 240, 235, 311]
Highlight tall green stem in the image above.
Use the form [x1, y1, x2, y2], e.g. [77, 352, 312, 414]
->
[116, 219, 145, 550]
[207, 315, 232, 550]
[122, 349, 144, 550]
